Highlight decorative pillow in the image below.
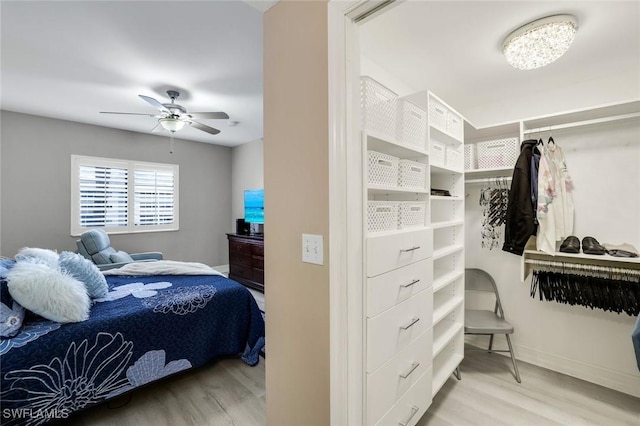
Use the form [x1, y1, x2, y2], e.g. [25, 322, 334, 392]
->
[6, 262, 90, 323]
[59, 251, 108, 298]
[15, 247, 59, 269]
[110, 251, 134, 263]
[0, 258, 15, 278]
[0, 279, 25, 337]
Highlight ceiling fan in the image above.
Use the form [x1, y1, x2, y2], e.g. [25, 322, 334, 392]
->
[101, 90, 229, 135]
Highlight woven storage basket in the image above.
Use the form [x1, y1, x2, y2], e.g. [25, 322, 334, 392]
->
[430, 140, 446, 168]
[367, 201, 399, 233]
[464, 144, 476, 170]
[397, 99, 427, 150]
[447, 112, 464, 141]
[361, 76, 398, 141]
[399, 159, 427, 190]
[368, 150, 399, 187]
[446, 147, 463, 170]
[477, 138, 519, 169]
[399, 201, 427, 229]
[428, 97, 448, 133]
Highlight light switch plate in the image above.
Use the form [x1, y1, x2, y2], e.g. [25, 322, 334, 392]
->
[302, 234, 323, 265]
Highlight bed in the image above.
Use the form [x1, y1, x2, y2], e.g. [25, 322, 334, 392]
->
[0, 261, 265, 426]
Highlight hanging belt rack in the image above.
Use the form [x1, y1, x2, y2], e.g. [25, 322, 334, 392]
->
[525, 259, 640, 281]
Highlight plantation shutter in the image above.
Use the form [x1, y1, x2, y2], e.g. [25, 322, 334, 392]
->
[134, 168, 176, 226]
[78, 164, 128, 228]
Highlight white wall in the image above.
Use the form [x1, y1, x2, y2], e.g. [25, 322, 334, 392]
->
[231, 138, 264, 230]
[465, 118, 640, 396]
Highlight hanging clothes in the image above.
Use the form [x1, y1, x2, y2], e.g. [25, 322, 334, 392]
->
[479, 179, 509, 250]
[503, 139, 540, 255]
[536, 138, 575, 254]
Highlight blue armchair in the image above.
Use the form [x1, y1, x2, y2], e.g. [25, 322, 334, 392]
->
[76, 229, 163, 271]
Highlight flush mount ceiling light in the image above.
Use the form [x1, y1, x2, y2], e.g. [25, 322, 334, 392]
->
[503, 14, 578, 70]
[159, 117, 186, 132]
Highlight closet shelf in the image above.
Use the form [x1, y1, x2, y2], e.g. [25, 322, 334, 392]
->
[430, 220, 464, 229]
[431, 163, 463, 175]
[433, 352, 464, 396]
[433, 244, 464, 260]
[433, 270, 464, 293]
[433, 322, 463, 358]
[365, 132, 429, 158]
[431, 195, 463, 201]
[464, 167, 513, 181]
[430, 125, 463, 146]
[521, 238, 640, 281]
[368, 184, 429, 195]
[433, 297, 463, 327]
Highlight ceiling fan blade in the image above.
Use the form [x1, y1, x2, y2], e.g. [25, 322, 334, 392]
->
[100, 111, 158, 116]
[187, 112, 230, 120]
[150, 122, 163, 132]
[189, 121, 220, 135]
[139, 95, 170, 113]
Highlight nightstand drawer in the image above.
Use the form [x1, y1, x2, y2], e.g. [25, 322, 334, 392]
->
[230, 264, 253, 280]
[230, 253, 252, 268]
[230, 240, 250, 254]
[252, 244, 264, 256]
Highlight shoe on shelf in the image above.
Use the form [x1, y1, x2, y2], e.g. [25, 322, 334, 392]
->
[559, 236, 580, 253]
[582, 236, 606, 255]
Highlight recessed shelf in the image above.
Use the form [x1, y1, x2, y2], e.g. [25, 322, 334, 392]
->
[431, 195, 463, 201]
[430, 125, 463, 146]
[433, 322, 463, 359]
[431, 164, 463, 174]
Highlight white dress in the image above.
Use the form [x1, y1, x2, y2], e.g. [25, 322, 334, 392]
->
[536, 142, 575, 255]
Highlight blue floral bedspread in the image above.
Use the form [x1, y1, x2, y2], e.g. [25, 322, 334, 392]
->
[0, 274, 265, 425]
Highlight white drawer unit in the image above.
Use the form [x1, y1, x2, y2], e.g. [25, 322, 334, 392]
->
[360, 83, 464, 426]
[374, 368, 433, 426]
[366, 328, 433, 425]
[367, 288, 433, 373]
[366, 258, 433, 318]
[367, 228, 433, 278]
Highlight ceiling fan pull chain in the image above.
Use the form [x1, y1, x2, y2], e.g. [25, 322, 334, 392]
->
[169, 134, 175, 154]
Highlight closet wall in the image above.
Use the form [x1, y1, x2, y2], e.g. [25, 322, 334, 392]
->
[465, 118, 640, 396]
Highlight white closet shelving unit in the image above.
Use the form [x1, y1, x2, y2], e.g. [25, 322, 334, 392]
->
[361, 77, 434, 426]
[427, 92, 465, 396]
[360, 77, 468, 425]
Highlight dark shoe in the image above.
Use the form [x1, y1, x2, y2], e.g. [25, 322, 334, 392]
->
[582, 236, 606, 255]
[559, 236, 580, 253]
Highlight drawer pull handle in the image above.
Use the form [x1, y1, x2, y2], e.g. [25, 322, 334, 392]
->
[399, 405, 420, 426]
[399, 362, 420, 379]
[401, 279, 420, 288]
[400, 317, 420, 330]
[400, 246, 420, 253]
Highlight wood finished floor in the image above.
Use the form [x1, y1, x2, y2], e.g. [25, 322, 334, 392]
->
[66, 349, 639, 426]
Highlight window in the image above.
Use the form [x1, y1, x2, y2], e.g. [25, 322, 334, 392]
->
[71, 155, 179, 235]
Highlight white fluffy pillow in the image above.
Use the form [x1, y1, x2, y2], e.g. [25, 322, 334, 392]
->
[6, 262, 90, 323]
[15, 247, 59, 269]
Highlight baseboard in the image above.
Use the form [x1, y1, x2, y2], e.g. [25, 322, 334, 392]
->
[466, 336, 640, 398]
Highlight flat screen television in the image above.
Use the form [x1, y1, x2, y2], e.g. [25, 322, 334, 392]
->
[244, 189, 264, 224]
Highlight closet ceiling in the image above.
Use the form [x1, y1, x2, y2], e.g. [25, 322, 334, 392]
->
[360, 1, 640, 127]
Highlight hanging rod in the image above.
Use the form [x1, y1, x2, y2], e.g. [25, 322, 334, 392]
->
[465, 177, 512, 185]
[525, 258, 640, 277]
[522, 112, 640, 135]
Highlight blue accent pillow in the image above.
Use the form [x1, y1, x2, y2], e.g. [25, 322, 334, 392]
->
[59, 251, 108, 298]
[110, 251, 134, 263]
[1, 272, 26, 338]
[0, 258, 16, 279]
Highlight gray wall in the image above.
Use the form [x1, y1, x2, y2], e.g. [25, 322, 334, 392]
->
[0, 110, 232, 266]
[231, 138, 264, 230]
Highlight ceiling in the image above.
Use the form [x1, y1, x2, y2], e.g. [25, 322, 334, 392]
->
[360, 1, 640, 128]
[1, 1, 264, 147]
[1, 1, 638, 146]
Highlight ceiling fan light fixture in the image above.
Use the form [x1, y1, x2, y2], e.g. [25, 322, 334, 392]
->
[159, 117, 185, 132]
[503, 14, 578, 71]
